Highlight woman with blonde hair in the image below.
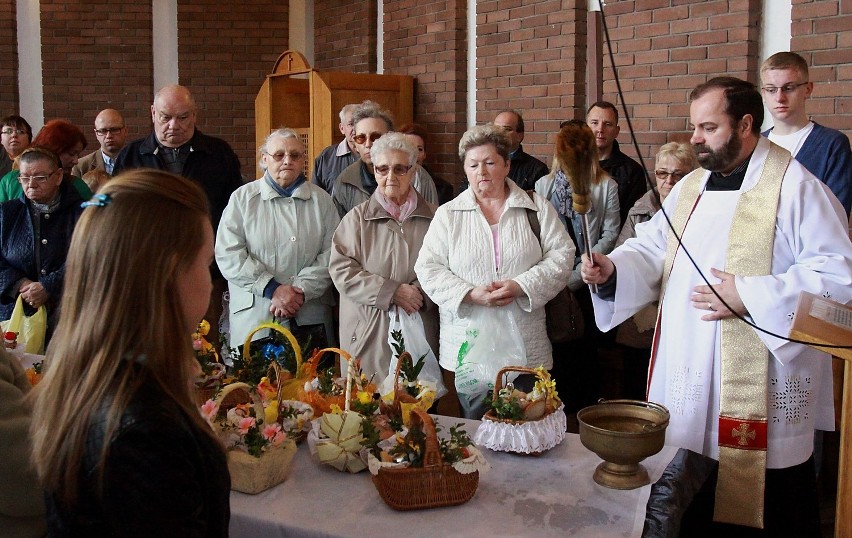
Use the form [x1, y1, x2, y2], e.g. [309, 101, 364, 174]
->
[30, 170, 230, 535]
[534, 120, 621, 413]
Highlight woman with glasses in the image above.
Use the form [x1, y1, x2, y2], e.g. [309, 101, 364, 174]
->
[0, 115, 32, 161]
[0, 115, 33, 179]
[0, 119, 91, 203]
[415, 124, 573, 418]
[0, 147, 84, 343]
[613, 142, 697, 399]
[332, 101, 438, 217]
[329, 133, 439, 388]
[215, 128, 339, 348]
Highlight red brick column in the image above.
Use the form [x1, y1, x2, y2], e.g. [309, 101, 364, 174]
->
[39, 1, 153, 146]
[0, 0, 17, 115]
[598, 0, 761, 170]
[314, 0, 376, 73]
[177, 0, 290, 180]
[792, 0, 852, 138]
[383, 0, 468, 183]
[475, 0, 588, 168]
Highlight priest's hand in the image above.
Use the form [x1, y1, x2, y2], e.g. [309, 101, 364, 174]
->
[580, 252, 614, 285]
[691, 268, 747, 321]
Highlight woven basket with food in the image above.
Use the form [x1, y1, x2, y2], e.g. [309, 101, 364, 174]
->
[202, 381, 297, 494]
[474, 366, 567, 455]
[305, 348, 375, 473]
[366, 408, 488, 510]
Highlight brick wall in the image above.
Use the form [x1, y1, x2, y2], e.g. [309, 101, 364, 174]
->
[383, 0, 467, 181]
[792, 0, 852, 137]
[0, 1, 843, 187]
[177, 0, 290, 180]
[0, 0, 16, 115]
[598, 0, 761, 171]
[314, 0, 376, 73]
[39, 1, 153, 150]
[476, 0, 588, 168]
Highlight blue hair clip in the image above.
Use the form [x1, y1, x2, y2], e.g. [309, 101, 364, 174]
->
[81, 193, 112, 208]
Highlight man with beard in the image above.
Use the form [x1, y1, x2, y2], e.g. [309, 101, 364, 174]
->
[580, 77, 852, 535]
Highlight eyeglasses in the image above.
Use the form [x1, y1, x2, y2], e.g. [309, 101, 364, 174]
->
[654, 170, 686, 181]
[760, 82, 809, 95]
[264, 151, 303, 161]
[1, 128, 26, 136]
[353, 132, 383, 145]
[94, 127, 124, 136]
[19, 172, 56, 184]
[374, 164, 412, 176]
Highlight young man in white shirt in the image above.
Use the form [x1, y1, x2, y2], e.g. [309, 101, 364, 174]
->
[761, 51, 851, 215]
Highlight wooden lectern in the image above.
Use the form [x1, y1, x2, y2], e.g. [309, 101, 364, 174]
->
[255, 50, 414, 179]
[789, 292, 852, 538]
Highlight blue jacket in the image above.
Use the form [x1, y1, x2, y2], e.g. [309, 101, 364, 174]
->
[763, 122, 852, 216]
[0, 180, 83, 336]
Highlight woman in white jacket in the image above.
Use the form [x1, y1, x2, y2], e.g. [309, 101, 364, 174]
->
[415, 124, 573, 418]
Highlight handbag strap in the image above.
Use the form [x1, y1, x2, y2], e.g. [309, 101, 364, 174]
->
[524, 190, 543, 250]
[524, 189, 577, 250]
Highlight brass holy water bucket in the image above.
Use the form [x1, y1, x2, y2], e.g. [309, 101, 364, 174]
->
[577, 399, 669, 490]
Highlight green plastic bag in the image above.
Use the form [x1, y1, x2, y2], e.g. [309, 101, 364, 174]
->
[1, 296, 47, 354]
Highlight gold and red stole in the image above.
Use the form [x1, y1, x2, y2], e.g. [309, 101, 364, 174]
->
[652, 142, 791, 528]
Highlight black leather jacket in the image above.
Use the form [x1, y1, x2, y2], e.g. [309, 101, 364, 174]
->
[46, 372, 230, 537]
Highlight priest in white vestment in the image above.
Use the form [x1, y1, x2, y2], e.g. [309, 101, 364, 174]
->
[581, 77, 852, 535]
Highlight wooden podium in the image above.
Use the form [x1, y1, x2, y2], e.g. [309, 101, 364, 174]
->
[790, 292, 852, 538]
[254, 50, 413, 179]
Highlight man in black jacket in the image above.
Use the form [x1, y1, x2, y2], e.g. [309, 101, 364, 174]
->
[587, 101, 649, 227]
[113, 84, 243, 230]
[114, 84, 243, 343]
[493, 109, 549, 190]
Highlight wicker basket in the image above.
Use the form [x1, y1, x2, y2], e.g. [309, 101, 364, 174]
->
[381, 351, 435, 427]
[370, 408, 480, 510]
[476, 366, 566, 455]
[212, 381, 298, 494]
[306, 348, 369, 473]
[242, 322, 306, 400]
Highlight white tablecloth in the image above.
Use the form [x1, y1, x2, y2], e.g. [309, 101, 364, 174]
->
[229, 415, 677, 537]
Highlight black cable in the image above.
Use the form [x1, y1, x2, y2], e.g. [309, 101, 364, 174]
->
[596, 0, 852, 349]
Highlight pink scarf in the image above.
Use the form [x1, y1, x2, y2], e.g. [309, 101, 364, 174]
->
[375, 188, 417, 222]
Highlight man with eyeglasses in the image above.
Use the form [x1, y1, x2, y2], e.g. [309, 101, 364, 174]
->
[312, 104, 359, 195]
[493, 109, 549, 191]
[332, 100, 437, 217]
[761, 51, 851, 215]
[72, 109, 127, 177]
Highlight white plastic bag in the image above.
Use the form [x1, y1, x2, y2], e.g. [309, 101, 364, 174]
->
[454, 306, 527, 398]
[381, 306, 448, 398]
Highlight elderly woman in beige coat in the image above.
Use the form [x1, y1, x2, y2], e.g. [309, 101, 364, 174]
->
[329, 133, 438, 385]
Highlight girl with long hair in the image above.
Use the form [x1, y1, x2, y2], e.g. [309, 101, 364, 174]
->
[30, 169, 229, 536]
